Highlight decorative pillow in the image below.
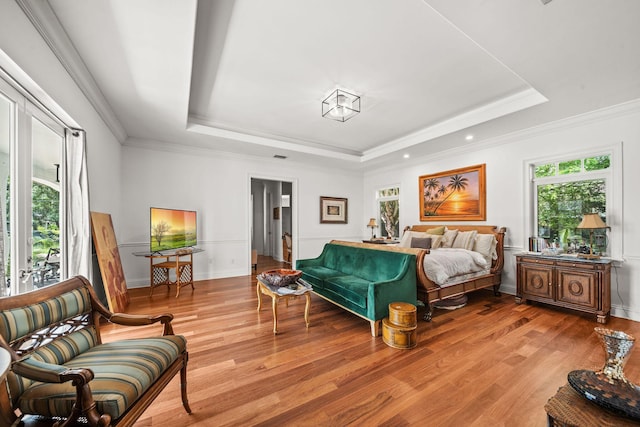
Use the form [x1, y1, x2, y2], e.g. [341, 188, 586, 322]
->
[427, 234, 444, 248]
[441, 229, 459, 248]
[410, 237, 432, 249]
[398, 231, 444, 249]
[398, 231, 427, 248]
[426, 226, 445, 235]
[452, 230, 478, 250]
[473, 234, 498, 263]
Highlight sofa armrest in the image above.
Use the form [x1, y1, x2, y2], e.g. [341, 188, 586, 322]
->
[109, 313, 175, 335]
[366, 257, 417, 320]
[13, 356, 112, 426]
[12, 356, 94, 385]
[295, 257, 322, 269]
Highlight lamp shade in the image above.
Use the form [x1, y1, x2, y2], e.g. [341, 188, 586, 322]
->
[367, 218, 377, 228]
[577, 213, 607, 229]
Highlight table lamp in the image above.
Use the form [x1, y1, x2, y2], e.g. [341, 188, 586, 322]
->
[367, 218, 378, 239]
[576, 213, 609, 259]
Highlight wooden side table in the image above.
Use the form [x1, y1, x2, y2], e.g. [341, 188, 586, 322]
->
[149, 249, 194, 297]
[133, 248, 203, 298]
[256, 280, 311, 334]
[545, 384, 639, 426]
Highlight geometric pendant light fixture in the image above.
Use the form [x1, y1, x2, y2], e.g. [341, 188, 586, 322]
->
[322, 89, 361, 122]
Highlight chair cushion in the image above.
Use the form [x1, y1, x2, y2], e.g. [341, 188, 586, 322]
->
[300, 266, 345, 289]
[323, 276, 370, 310]
[18, 335, 186, 420]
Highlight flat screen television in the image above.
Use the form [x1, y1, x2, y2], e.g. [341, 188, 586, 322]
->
[150, 207, 197, 252]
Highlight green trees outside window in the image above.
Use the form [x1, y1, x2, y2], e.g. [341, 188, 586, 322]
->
[377, 187, 399, 239]
[32, 182, 60, 261]
[534, 155, 609, 255]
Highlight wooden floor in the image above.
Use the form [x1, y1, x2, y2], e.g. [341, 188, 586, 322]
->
[23, 256, 640, 426]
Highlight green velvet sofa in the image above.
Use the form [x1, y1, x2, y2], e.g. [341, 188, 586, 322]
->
[296, 242, 417, 336]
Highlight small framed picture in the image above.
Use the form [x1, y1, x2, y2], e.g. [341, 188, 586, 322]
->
[273, 207, 280, 220]
[320, 196, 348, 224]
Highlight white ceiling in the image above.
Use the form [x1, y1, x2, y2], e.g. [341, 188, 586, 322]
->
[36, 0, 640, 170]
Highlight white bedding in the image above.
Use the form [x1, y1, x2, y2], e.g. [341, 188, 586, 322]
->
[423, 248, 489, 285]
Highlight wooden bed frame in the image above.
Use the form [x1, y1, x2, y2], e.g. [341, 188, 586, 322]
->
[330, 225, 506, 321]
[405, 225, 506, 321]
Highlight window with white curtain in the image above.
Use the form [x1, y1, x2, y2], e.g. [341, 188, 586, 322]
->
[0, 74, 88, 295]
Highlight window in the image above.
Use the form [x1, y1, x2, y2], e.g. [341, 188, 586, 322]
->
[532, 153, 612, 256]
[377, 187, 399, 239]
[0, 75, 80, 296]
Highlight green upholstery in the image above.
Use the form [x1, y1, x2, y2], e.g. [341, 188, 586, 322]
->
[296, 243, 416, 321]
[16, 336, 186, 419]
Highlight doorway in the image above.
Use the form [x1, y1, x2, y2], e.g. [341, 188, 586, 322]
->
[0, 78, 64, 295]
[250, 177, 294, 272]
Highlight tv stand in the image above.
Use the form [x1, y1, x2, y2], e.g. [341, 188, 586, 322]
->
[134, 248, 203, 297]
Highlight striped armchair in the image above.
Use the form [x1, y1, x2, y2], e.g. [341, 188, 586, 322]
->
[0, 276, 190, 427]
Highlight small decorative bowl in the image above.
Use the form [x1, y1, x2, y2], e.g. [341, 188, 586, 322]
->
[257, 269, 302, 287]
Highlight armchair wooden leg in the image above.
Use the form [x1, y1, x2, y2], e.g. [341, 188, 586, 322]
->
[180, 354, 192, 414]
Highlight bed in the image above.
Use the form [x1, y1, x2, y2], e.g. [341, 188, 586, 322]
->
[331, 224, 506, 321]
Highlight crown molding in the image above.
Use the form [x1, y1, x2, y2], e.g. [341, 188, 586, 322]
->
[16, 0, 127, 142]
[364, 97, 640, 176]
[361, 88, 547, 162]
[186, 116, 363, 163]
[123, 137, 365, 177]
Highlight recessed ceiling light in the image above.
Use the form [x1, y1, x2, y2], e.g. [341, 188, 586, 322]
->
[465, 134, 474, 141]
[403, 153, 410, 159]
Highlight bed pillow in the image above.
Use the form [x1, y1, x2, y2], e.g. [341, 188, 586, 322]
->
[426, 226, 445, 235]
[452, 230, 478, 250]
[398, 231, 444, 248]
[473, 233, 498, 263]
[442, 229, 459, 248]
[410, 237, 432, 249]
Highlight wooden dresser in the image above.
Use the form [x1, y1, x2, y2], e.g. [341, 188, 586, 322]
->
[516, 254, 611, 323]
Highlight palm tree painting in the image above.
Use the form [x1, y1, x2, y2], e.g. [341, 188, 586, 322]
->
[419, 164, 486, 221]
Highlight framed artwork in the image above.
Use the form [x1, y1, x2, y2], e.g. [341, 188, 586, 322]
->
[273, 207, 280, 220]
[418, 163, 486, 221]
[90, 211, 130, 312]
[320, 196, 348, 224]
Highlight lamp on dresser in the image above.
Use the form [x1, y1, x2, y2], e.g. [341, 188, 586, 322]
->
[367, 218, 378, 239]
[576, 213, 609, 259]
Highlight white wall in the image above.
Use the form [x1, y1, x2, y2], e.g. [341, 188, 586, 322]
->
[364, 100, 640, 320]
[119, 142, 363, 286]
[0, 3, 123, 245]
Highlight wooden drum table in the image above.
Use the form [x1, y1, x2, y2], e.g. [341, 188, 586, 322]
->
[382, 302, 418, 349]
[257, 279, 311, 335]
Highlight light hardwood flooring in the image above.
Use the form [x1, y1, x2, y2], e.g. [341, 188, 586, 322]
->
[23, 257, 640, 426]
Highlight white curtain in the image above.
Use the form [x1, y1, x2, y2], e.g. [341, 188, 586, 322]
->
[63, 128, 91, 279]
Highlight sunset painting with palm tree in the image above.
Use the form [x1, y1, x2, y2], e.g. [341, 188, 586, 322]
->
[419, 164, 486, 221]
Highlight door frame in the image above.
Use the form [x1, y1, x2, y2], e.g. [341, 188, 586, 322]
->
[248, 174, 298, 273]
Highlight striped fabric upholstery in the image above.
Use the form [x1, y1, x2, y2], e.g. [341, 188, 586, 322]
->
[17, 335, 187, 419]
[34, 328, 99, 365]
[6, 328, 99, 406]
[1, 287, 93, 406]
[0, 287, 91, 344]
